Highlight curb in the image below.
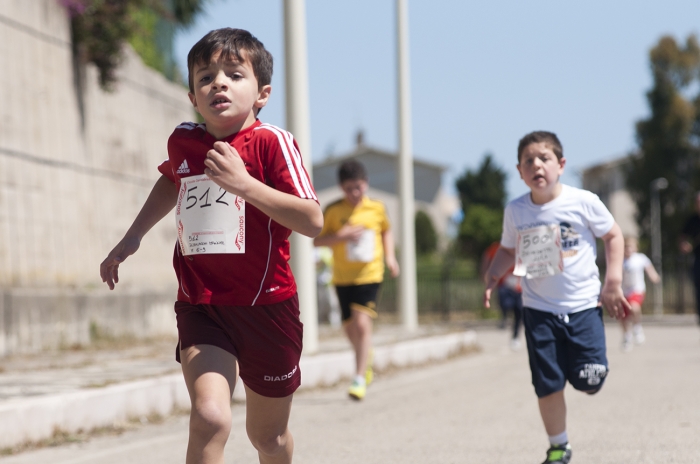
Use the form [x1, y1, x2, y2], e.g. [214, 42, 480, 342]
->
[0, 330, 477, 449]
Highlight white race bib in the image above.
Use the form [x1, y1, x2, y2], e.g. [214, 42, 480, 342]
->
[513, 224, 563, 279]
[346, 229, 375, 263]
[175, 174, 245, 255]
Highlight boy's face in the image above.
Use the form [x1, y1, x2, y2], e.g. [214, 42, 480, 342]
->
[624, 240, 637, 258]
[341, 179, 368, 206]
[188, 50, 271, 139]
[517, 142, 565, 195]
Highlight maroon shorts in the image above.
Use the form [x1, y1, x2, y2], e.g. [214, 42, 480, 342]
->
[174, 294, 303, 398]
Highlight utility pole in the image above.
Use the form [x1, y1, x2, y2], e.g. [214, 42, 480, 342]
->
[284, 0, 318, 352]
[396, 0, 418, 331]
[650, 177, 668, 317]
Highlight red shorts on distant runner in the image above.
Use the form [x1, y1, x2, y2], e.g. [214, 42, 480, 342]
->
[174, 294, 303, 398]
[625, 292, 645, 307]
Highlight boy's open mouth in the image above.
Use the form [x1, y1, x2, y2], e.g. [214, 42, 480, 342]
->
[210, 95, 231, 107]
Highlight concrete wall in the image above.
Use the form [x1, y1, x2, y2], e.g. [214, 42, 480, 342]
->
[582, 156, 640, 238]
[0, 1, 194, 352]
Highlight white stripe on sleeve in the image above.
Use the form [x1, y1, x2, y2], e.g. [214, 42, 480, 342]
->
[255, 124, 308, 198]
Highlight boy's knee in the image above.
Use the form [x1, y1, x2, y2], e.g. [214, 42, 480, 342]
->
[191, 399, 232, 436]
[570, 363, 608, 393]
[248, 429, 289, 456]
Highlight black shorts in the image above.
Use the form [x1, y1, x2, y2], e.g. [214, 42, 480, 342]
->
[335, 283, 381, 322]
[523, 306, 608, 398]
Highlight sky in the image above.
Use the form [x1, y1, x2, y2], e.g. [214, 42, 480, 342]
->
[173, 0, 700, 202]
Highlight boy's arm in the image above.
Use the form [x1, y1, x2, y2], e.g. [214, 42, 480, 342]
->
[381, 229, 400, 278]
[483, 246, 515, 308]
[204, 141, 323, 237]
[100, 175, 178, 290]
[313, 224, 365, 247]
[600, 222, 631, 319]
[645, 262, 661, 284]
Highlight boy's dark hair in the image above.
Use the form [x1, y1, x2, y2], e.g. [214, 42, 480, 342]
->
[517, 131, 563, 162]
[338, 160, 368, 183]
[187, 28, 273, 93]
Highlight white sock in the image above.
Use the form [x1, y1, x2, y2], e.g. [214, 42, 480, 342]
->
[633, 324, 643, 334]
[354, 375, 366, 386]
[548, 431, 568, 446]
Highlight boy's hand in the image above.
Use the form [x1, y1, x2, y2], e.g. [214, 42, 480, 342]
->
[599, 281, 631, 319]
[204, 142, 253, 197]
[100, 236, 141, 290]
[483, 275, 498, 308]
[386, 256, 400, 278]
[337, 224, 365, 242]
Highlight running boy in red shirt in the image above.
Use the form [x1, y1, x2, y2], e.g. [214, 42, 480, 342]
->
[100, 28, 322, 464]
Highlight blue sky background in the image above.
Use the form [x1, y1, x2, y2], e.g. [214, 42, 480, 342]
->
[174, 0, 700, 201]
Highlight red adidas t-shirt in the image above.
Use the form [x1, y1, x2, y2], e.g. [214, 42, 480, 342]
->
[158, 119, 317, 306]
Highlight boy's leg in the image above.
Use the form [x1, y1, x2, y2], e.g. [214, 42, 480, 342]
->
[538, 389, 567, 436]
[245, 386, 294, 464]
[345, 310, 373, 377]
[497, 286, 509, 329]
[512, 293, 523, 339]
[180, 344, 239, 464]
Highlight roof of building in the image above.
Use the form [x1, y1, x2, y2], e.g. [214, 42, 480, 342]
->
[312, 133, 447, 203]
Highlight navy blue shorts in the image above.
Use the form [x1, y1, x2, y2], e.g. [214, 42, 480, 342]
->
[523, 306, 608, 398]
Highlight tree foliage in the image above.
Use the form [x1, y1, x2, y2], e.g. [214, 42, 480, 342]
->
[59, 0, 211, 89]
[455, 154, 507, 212]
[455, 154, 508, 259]
[626, 35, 700, 262]
[415, 210, 438, 255]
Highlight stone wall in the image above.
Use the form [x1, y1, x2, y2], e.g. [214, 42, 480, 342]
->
[0, 1, 194, 353]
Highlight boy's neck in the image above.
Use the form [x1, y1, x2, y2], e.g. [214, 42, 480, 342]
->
[345, 195, 366, 207]
[529, 182, 563, 205]
[205, 114, 258, 140]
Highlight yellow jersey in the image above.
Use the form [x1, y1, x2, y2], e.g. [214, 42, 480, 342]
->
[319, 197, 390, 285]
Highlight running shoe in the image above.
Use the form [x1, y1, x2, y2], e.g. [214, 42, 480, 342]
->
[541, 443, 572, 464]
[365, 349, 374, 385]
[348, 379, 366, 400]
[622, 333, 633, 352]
[510, 338, 521, 351]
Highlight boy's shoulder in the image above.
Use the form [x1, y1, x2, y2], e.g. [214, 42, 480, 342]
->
[506, 185, 600, 209]
[251, 122, 296, 145]
[323, 198, 345, 214]
[171, 121, 207, 139]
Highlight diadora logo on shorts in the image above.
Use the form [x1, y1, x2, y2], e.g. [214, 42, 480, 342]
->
[176, 160, 190, 174]
[264, 365, 297, 382]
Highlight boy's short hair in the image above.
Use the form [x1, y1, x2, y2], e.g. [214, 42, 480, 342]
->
[338, 160, 368, 183]
[517, 131, 563, 163]
[187, 28, 273, 93]
[623, 235, 638, 245]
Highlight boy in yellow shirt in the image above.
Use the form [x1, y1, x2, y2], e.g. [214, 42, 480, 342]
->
[314, 160, 399, 400]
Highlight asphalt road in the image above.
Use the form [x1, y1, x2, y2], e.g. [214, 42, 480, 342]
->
[3, 322, 699, 463]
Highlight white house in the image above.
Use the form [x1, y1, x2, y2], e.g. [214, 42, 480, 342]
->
[312, 133, 460, 250]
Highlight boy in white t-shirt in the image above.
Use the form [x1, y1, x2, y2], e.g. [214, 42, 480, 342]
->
[620, 236, 660, 351]
[483, 131, 629, 464]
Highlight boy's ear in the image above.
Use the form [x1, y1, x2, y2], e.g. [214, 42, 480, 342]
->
[558, 157, 567, 172]
[516, 163, 523, 180]
[255, 85, 272, 109]
[188, 92, 201, 114]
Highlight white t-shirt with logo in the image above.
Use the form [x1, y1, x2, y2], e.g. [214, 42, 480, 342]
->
[501, 185, 615, 314]
[622, 253, 652, 295]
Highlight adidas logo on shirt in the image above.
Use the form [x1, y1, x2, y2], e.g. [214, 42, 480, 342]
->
[176, 160, 190, 174]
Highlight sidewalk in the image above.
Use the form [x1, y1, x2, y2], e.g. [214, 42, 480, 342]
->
[0, 323, 477, 451]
